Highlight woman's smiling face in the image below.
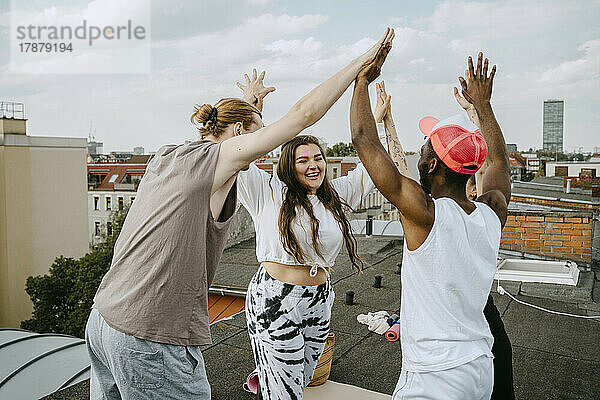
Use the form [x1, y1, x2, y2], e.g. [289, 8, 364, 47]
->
[294, 143, 326, 194]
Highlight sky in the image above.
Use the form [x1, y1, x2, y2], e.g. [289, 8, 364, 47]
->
[0, 0, 599, 153]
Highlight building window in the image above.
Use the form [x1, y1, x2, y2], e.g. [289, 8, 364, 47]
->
[88, 173, 107, 186]
[94, 221, 101, 236]
[580, 169, 596, 178]
[106, 196, 112, 210]
[555, 166, 568, 177]
[94, 196, 99, 210]
[124, 174, 143, 185]
[118, 197, 124, 210]
[107, 222, 113, 236]
[333, 167, 338, 179]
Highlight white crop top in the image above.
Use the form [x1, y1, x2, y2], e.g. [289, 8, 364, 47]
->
[237, 162, 374, 274]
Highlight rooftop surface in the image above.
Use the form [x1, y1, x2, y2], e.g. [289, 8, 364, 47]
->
[46, 235, 600, 400]
[513, 179, 598, 203]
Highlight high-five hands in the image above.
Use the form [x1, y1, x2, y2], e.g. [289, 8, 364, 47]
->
[374, 80, 391, 123]
[356, 29, 394, 84]
[237, 68, 276, 112]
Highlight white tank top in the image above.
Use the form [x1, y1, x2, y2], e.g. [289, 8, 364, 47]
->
[400, 197, 501, 372]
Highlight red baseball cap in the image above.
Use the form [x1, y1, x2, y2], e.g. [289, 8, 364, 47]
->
[418, 113, 488, 175]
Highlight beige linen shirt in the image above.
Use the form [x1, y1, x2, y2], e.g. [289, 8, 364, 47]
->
[93, 140, 236, 346]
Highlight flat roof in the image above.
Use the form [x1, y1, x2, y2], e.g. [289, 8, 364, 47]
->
[0, 133, 87, 149]
[44, 235, 600, 399]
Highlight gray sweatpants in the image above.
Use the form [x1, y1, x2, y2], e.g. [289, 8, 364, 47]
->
[85, 308, 211, 399]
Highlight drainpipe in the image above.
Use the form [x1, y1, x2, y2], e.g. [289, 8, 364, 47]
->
[593, 212, 599, 271]
[366, 216, 373, 237]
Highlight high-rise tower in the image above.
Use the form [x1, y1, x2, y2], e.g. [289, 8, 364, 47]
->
[543, 100, 564, 152]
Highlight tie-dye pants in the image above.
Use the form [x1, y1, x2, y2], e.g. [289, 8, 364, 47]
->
[246, 265, 335, 400]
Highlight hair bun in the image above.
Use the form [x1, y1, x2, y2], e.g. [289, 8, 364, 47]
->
[190, 103, 215, 131]
[204, 107, 218, 127]
[190, 98, 259, 139]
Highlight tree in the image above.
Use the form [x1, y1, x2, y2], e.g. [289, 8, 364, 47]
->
[536, 150, 569, 162]
[521, 172, 535, 182]
[569, 153, 584, 161]
[21, 209, 128, 338]
[20, 257, 80, 335]
[536, 163, 545, 178]
[326, 142, 357, 157]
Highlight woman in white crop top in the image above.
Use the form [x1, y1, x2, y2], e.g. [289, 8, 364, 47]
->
[238, 135, 374, 278]
[237, 134, 375, 399]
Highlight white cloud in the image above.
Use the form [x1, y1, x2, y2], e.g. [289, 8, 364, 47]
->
[150, 12, 332, 84]
[539, 39, 600, 83]
[407, 58, 425, 65]
[10, 0, 149, 28]
[424, 0, 590, 38]
[2, 1, 599, 154]
[386, 16, 407, 26]
[154, 13, 328, 55]
[244, 13, 328, 34]
[245, 0, 277, 4]
[263, 37, 323, 55]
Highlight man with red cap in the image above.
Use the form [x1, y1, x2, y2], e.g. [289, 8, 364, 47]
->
[350, 52, 510, 399]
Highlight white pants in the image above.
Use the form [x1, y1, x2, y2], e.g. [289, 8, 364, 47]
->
[393, 355, 493, 400]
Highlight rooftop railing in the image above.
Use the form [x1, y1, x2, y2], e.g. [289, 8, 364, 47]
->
[0, 102, 24, 119]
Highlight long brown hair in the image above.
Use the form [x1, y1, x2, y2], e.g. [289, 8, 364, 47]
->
[277, 135, 363, 273]
[190, 98, 261, 139]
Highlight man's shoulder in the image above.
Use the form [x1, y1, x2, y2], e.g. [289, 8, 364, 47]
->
[476, 190, 506, 208]
[475, 190, 507, 226]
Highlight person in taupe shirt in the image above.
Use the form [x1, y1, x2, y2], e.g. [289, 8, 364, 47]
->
[85, 29, 395, 399]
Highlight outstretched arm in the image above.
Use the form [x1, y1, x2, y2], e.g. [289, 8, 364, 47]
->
[454, 83, 486, 196]
[213, 28, 396, 192]
[373, 80, 410, 177]
[457, 52, 510, 224]
[350, 44, 433, 250]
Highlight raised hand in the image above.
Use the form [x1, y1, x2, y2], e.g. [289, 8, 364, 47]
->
[356, 32, 394, 84]
[458, 52, 496, 110]
[453, 84, 480, 127]
[456, 52, 510, 220]
[237, 68, 276, 112]
[356, 28, 394, 74]
[374, 81, 392, 123]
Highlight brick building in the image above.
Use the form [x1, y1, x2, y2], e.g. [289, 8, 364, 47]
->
[501, 212, 594, 263]
[87, 155, 366, 244]
[503, 178, 599, 265]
